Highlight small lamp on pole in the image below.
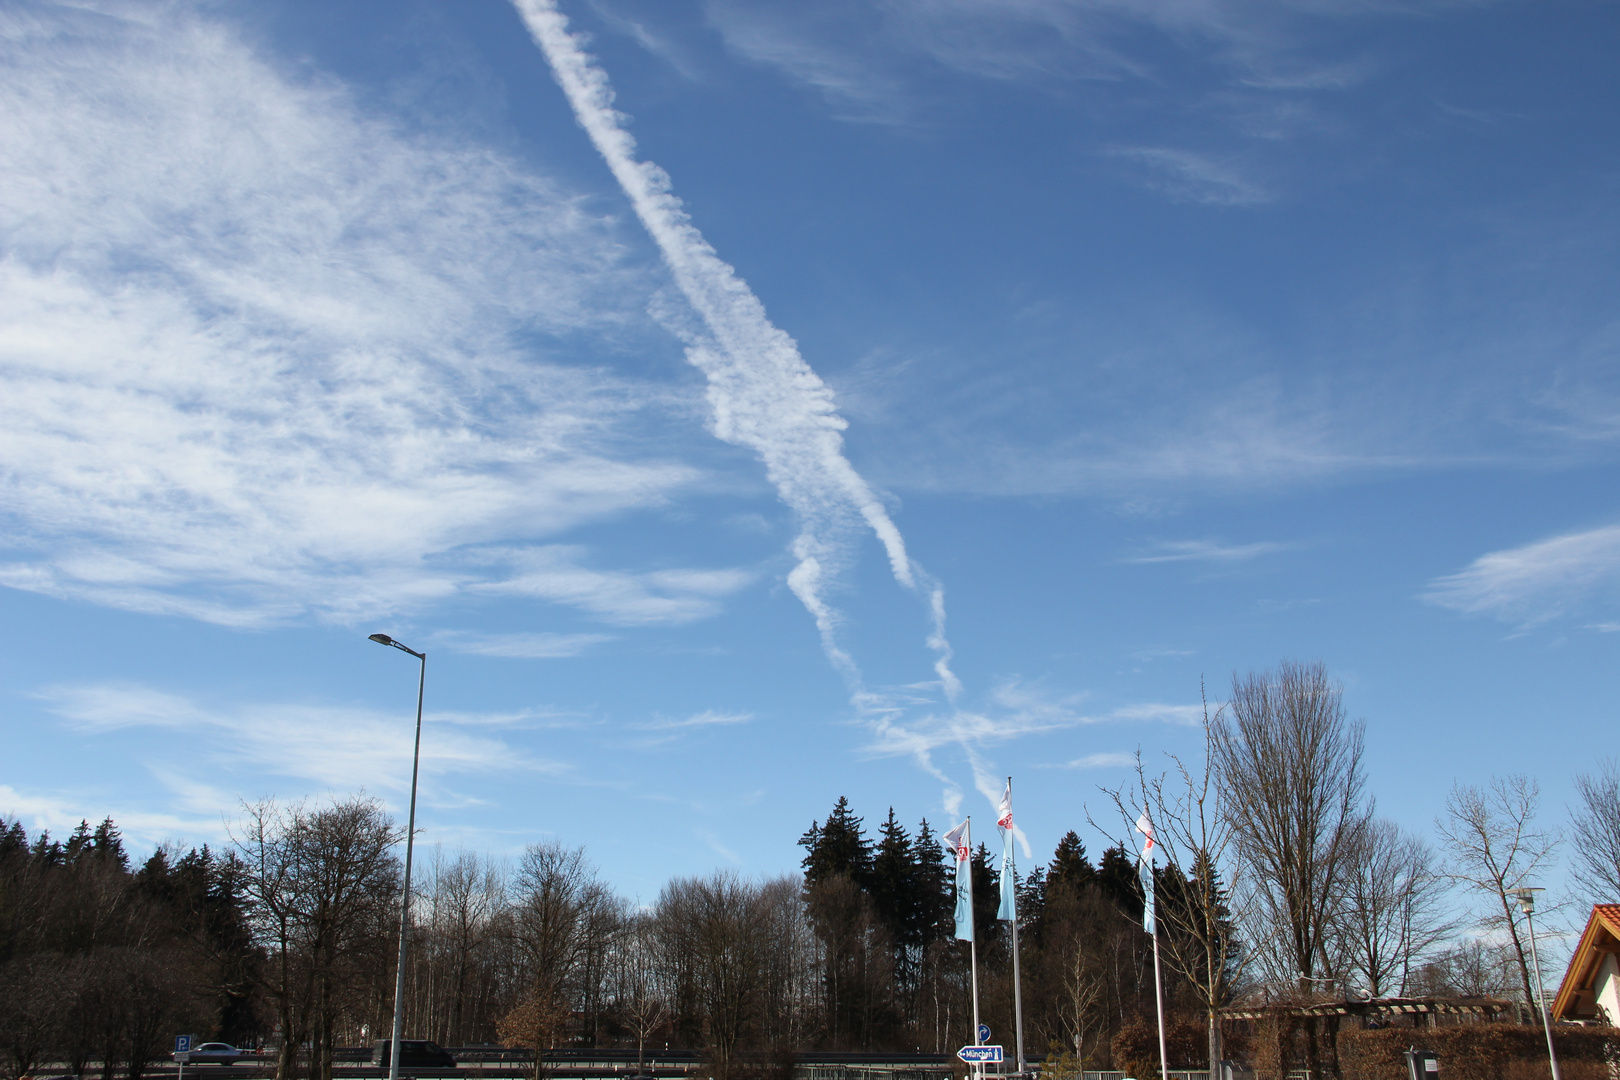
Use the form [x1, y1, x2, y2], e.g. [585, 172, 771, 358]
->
[369, 633, 426, 1080]
[1509, 886, 1561, 1080]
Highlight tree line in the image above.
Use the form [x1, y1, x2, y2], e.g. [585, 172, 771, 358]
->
[4, 660, 1620, 1080]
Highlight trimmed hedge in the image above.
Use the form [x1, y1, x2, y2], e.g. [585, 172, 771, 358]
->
[1111, 1017, 1215, 1078]
[1338, 1023, 1620, 1080]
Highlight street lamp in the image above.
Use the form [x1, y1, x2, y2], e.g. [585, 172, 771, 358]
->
[369, 633, 426, 1080]
[1509, 887, 1561, 1080]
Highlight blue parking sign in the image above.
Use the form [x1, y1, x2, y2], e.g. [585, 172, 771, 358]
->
[175, 1036, 192, 1053]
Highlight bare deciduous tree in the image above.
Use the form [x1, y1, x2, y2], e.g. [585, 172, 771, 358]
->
[1099, 688, 1245, 1072]
[509, 841, 614, 1078]
[655, 871, 798, 1072]
[0, 955, 68, 1080]
[614, 913, 669, 1072]
[1571, 759, 1620, 904]
[1213, 660, 1369, 1080]
[1338, 819, 1452, 997]
[1408, 937, 1516, 999]
[753, 877, 816, 1053]
[234, 797, 401, 1080]
[1054, 927, 1105, 1073]
[419, 849, 507, 1045]
[1437, 775, 1561, 1024]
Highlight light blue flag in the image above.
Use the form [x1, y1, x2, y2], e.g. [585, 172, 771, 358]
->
[997, 780, 1016, 922]
[944, 818, 973, 942]
[1139, 858, 1156, 935]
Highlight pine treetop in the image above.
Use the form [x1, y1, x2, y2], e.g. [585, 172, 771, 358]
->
[800, 795, 873, 888]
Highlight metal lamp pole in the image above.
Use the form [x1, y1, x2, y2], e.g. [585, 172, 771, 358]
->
[1511, 887, 1561, 1080]
[370, 633, 426, 1080]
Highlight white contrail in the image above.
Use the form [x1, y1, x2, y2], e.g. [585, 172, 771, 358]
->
[513, 0, 962, 700]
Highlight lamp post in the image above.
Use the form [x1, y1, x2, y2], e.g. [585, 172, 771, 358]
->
[1510, 887, 1561, 1080]
[369, 633, 426, 1080]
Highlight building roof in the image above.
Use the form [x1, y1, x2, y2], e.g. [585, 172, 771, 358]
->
[1551, 905, 1620, 1021]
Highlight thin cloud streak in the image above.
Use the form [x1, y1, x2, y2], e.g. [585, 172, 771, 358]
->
[35, 682, 570, 802]
[635, 710, 753, 731]
[430, 630, 615, 659]
[861, 681, 1206, 811]
[514, 0, 962, 713]
[468, 546, 757, 626]
[1124, 539, 1292, 564]
[1050, 752, 1137, 770]
[1107, 146, 1272, 206]
[1424, 523, 1620, 626]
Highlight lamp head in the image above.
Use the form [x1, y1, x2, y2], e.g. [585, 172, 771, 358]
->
[368, 632, 423, 659]
[1509, 887, 1543, 915]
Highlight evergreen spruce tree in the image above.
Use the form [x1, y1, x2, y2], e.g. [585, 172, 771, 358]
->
[1017, 865, 1047, 941]
[870, 810, 919, 948]
[64, 819, 93, 863]
[913, 819, 952, 944]
[970, 843, 1002, 948]
[1096, 844, 1143, 922]
[28, 831, 62, 867]
[1047, 831, 1097, 894]
[0, 818, 27, 864]
[91, 817, 128, 870]
[800, 796, 874, 888]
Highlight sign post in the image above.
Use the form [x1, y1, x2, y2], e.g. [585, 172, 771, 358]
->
[175, 1036, 192, 1080]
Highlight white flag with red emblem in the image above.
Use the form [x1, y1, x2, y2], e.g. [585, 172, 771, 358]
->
[1135, 805, 1156, 861]
[943, 818, 973, 942]
[997, 779, 1016, 921]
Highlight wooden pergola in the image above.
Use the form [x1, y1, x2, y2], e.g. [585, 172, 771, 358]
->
[1220, 996, 1511, 1026]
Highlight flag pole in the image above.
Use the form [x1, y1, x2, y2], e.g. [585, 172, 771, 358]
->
[1005, 778, 1027, 1077]
[1153, 916, 1169, 1080]
[970, 819, 982, 1080]
[971, 935, 982, 1050]
[946, 816, 982, 1080]
[1137, 808, 1168, 1080]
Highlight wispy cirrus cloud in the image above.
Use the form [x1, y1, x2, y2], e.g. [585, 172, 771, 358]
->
[1423, 523, 1620, 627]
[1048, 751, 1137, 770]
[626, 709, 753, 750]
[0, 4, 712, 628]
[861, 680, 1202, 795]
[470, 546, 757, 625]
[430, 630, 615, 659]
[1124, 538, 1292, 564]
[635, 710, 754, 731]
[1106, 147, 1272, 205]
[1109, 702, 1206, 725]
[36, 681, 571, 801]
[699, 0, 1404, 127]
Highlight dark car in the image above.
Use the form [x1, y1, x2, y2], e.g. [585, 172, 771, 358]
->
[373, 1041, 457, 1069]
[178, 1044, 243, 1066]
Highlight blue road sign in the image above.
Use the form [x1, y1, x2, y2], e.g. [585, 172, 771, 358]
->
[978, 1024, 992, 1044]
[958, 1046, 1004, 1064]
[175, 1036, 192, 1053]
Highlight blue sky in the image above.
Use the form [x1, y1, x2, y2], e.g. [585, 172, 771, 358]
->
[1, 0, 1618, 905]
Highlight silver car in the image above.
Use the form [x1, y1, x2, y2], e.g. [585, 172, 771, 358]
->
[180, 1044, 243, 1066]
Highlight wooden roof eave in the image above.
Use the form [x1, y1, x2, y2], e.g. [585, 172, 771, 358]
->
[1552, 906, 1620, 1020]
